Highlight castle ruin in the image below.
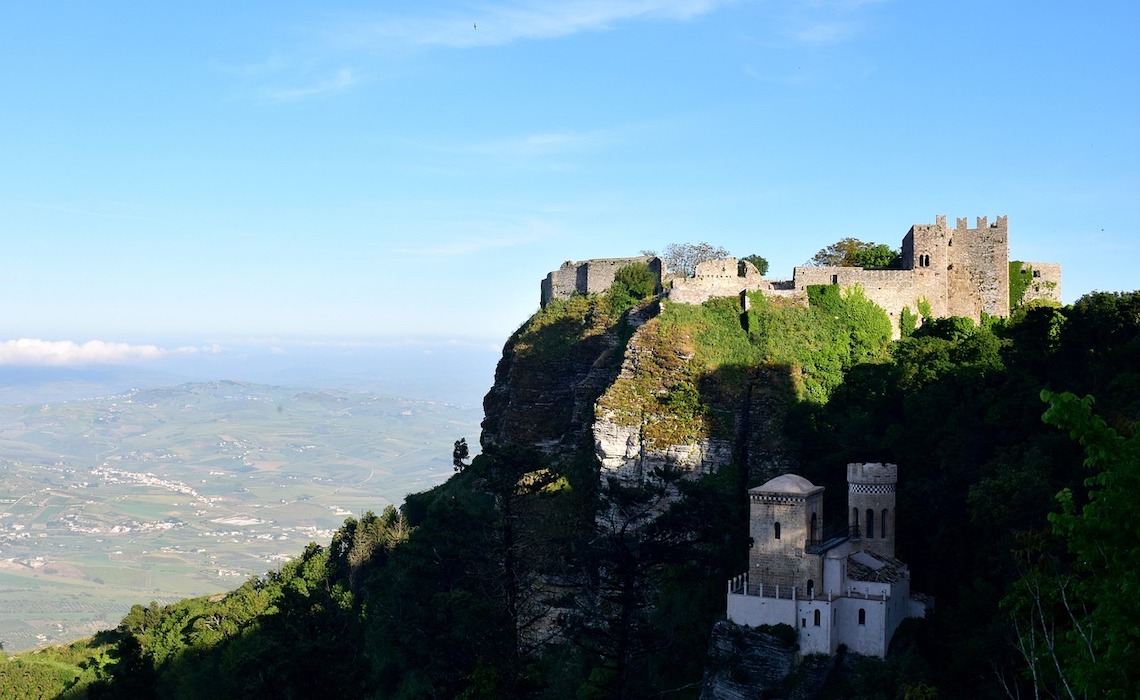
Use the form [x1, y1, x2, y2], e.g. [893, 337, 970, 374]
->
[540, 215, 1062, 336]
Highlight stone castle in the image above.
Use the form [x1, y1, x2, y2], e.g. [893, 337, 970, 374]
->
[541, 215, 1062, 336]
[726, 464, 931, 657]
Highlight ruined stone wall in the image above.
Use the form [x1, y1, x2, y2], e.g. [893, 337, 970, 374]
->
[540, 256, 662, 307]
[1021, 262, 1063, 304]
[667, 258, 773, 305]
[792, 267, 926, 338]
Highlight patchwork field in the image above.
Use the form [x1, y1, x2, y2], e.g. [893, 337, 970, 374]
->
[0, 381, 481, 652]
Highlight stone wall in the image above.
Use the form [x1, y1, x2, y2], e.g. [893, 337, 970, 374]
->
[540, 256, 662, 307]
[1020, 261, 1063, 304]
[668, 258, 772, 305]
[748, 485, 825, 592]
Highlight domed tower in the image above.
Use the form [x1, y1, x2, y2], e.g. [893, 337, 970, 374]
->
[748, 474, 824, 593]
[847, 463, 897, 559]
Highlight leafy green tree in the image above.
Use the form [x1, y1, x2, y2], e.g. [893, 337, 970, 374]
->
[1007, 390, 1140, 699]
[607, 261, 658, 312]
[740, 254, 769, 276]
[809, 237, 901, 268]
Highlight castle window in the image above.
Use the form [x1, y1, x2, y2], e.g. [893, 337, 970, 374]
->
[810, 512, 818, 541]
[831, 274, 838, 284]
[814, 609, 821, 626]
[852, 507, 859, 534]
[881, 509, 889, 539]
[858, 608, 866, 625]
[865, 509, 875, 539]
[1033, 270, 1041, 278]
[807, 579, 815, 598]
[774, 522, 781, 540]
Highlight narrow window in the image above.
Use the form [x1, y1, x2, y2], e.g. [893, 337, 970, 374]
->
[807, 579, 815, 598]
[881, 509, 889, 539]
[831, 274, 838, 284]
[858, 608, 866, 625]
[865, 508, 875, 539]
[810, 512, 818, 541]
[802, 618, 806, 628]
[774, 522, 781, 540]
[852, 507, 859, 533]
[814, 609, 821, 626]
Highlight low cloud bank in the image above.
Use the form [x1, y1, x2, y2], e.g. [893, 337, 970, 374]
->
[0, 339, 212, 366]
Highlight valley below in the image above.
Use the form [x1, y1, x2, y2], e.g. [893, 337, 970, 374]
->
[0, 380, 481, 652]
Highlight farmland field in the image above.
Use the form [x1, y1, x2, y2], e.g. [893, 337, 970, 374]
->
[0, 381, 481, 652]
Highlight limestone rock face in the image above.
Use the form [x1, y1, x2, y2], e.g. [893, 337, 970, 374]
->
[593, 416, 733, 485]
[480, 300, 658, 461]
[700, 620, 797, 700]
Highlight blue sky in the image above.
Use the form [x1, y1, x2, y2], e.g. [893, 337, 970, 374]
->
[1, 1, 1137, 378]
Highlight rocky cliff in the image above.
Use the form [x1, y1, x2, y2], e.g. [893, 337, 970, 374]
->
[481, 294, 802, 487]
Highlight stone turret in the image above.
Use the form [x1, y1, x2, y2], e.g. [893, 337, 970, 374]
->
[748, 474, 824, 594]
[847, 463, 897, 559]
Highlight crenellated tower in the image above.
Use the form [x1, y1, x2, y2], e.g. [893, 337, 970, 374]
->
[847, 463, 896, 559]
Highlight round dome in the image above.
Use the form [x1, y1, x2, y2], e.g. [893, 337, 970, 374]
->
[757, 473, 817, 494]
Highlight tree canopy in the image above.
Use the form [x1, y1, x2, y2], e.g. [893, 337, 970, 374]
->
[740, 254, 769, 276]
[809, 237, 901, 269]
[643, 242, 730, 277]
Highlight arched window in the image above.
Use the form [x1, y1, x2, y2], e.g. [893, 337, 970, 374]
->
[865, 508, 875, 539]
[813, 609, 821, 627]
[807, 579, 815, 598]
[774, 522, 781, 540]
[881, 509, 889, 539]
[858, 608, 866, 625]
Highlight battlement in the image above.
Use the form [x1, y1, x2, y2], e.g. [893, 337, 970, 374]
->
[848, 462, 897, 486]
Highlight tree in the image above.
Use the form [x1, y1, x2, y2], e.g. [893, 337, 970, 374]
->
[643, 242, 729, 277]
[740, 254, 769, 276]
[453, 437, 471, 472]
[608, 262, 658, 312]
[809, 237, 901, 268]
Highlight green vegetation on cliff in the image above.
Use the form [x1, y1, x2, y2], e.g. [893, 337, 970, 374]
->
[23, 289, 1140, 700]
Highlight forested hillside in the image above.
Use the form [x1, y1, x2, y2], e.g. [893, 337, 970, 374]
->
[5, 286, 1138, 699]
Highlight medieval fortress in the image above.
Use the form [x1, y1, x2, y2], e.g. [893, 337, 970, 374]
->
[541, 215, 1062, 335]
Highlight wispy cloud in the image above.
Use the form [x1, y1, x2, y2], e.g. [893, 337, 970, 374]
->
[779, 0, 890, 46]
[329, 0, 736, 50]
[261, 67, 358, 102]
[0, 339, 219, 366]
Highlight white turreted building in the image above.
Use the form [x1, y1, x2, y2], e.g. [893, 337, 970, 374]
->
[726, 463, 931, 657]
